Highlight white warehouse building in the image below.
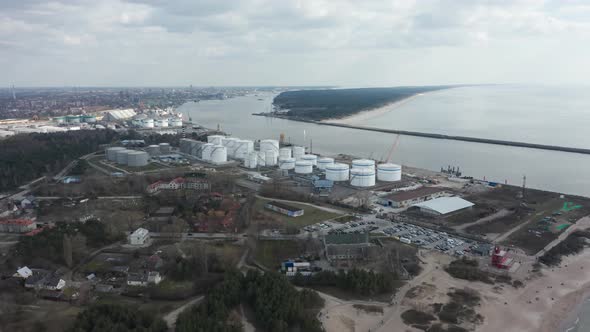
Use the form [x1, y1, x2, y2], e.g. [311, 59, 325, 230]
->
[129, 228, 150, 245]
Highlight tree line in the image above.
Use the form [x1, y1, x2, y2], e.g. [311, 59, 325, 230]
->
[0, 130, 119, 191]
[67, 304, 167, 332]
[291, 269, 397, 297]
[175, 270, 325, 332]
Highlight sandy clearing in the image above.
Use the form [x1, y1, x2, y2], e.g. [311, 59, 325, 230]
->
[321, 94, 423, 125]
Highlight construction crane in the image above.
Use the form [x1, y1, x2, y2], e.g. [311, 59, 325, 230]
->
[382, 134, 401, 163]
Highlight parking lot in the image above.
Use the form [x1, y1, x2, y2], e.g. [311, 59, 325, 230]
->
[302, 214, 485, 257]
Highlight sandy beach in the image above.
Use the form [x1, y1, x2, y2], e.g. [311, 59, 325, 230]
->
[321, 93, 423, 125]
[318, 243, 590, 332]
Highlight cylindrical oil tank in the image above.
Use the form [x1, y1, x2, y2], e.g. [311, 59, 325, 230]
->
[317, 157, 335, 170]
[142, 118, 154, 128]
[279, 157, 296, 170]
[265, 150, 278, 166]
[350, 168, 376, 187]
[234, 140, 254, 159]
[201, 143, 214, 161]
[257, 151, 266, 167]
[301, 154, 317, 166]
[66, 115, 80, 124]
[377, 163, 402, 182]
[127, 151, 149, 167]
[260, 139, 279, 153]
[156, 119, 168, 127]
[81, 115, 96, 123]
[292, 146, 305, 160]
[247, 152, 258, 169]
[223, 138, 239, 157]
[116, 149, 131, 164]
[146, 145, 160, 156]
[159, 143, 171, 154]
[191, 141, 204, 158]
[295, 160, 313, 174]
[170, 118, 182, 127]
[207, 135, 225, 145]
[210, 145, 227, 163]
[279, 147, 292, 159]
[352, 159, 375, 171]
[53, 116, 66, 124]
[325, 163, 350, 181]
[106, 147, 126, 161]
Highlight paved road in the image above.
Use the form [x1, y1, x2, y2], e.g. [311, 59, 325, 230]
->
[255, 194, 347, 214]
[535, 216, 590, 258]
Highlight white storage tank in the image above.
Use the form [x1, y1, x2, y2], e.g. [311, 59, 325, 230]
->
[279, 147, 292, 159]
[170, 118, 182, 127]
[325, 163, 350, 181]
[223, 138, 239, 157]
[156, 119, 168, 127]
[201, 143, 214, 161]
[377, 163, 402, 182]
[106, 147, 125, 161]
[234, 140, 254, 159]
[317, 157, 335, 170]
[207, 135, 225, 145]
[116, 149, 131, 164]
[295, 160, 313, 174]
[292, 146, 305, 160]
[142, 118, 154, 128]
[247, 152, 258, 169]
[257, 151, 266, 167]
[301, 154, 317, 166]
[279, 157, 296, 170]
[350, 168, 376, 187]
[159, 143, 171, 154]
[210, 145, 227, 163]
[352, 159, 375, 171]
[127, 151, 149, 167]
[260, 139, 279, 153]
[265, 150, 278, 166]
[146, 145, 160, 156]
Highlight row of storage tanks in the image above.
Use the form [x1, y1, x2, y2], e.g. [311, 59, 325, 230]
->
[54, 115, 97, 124]
[131, 118, 183, 128]
[105, 147, 150, 167]
[145, 143, 171, 156]
[183, 136, 402, 187]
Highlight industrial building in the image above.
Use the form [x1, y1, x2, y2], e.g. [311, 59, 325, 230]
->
[129, 228, 150, 245]
[0, 219, 37, 233]
[105, 109, 137, 121]
[146, 177, 210, 194]
[411, 196, 474, 217]
[323, 232, 373, 263]
[264, 201, 304, 217]
[379, 187, 448, 208]
[127, 271, 162, 287]
[281, 260, 312, 277]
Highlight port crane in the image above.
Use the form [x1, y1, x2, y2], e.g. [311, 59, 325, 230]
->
[381, 134, 401, 163]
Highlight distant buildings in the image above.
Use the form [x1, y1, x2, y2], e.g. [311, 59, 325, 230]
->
[146, 177, 210, 194]
[379, 187, 447, 208]
[264, 201, 304, 217]
[129, 228, 149, 245]
[0, 219, 36, 233]
[281, 260, 312, 276]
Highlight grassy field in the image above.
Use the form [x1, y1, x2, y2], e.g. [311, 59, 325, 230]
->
[254, 198, 341, 228]
[253, 240, 302, 270]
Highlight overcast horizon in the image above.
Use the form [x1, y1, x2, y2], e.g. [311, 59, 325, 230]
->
[2, 0, 590, 87]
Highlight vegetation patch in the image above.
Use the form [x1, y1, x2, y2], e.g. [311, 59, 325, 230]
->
[293, 269, 399, 299]
[401, 309, 437, 325]
[67, 304, 167, 332]
[539, 230, 590, 266]
[444, 258, 493, 284]
[253, 240, 302, 270]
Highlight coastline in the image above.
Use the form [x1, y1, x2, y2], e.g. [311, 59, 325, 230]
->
[321, 93, 423, 125]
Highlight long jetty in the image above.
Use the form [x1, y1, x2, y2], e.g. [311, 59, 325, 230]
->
[252, 113, 590, 155]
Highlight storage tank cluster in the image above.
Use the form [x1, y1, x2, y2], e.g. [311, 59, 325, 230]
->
[105, 147, 149, 167]
[180, 138, 204, 158]
[133, 117, 182, 128]
[294, 160, 313, 174]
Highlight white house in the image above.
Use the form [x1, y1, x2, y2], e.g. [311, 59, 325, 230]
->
[14, 266, 33, 279]
[127, 271, 162, 287]
[129, 228, 149, 245]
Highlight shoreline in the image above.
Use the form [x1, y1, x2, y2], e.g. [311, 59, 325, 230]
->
[320, 93, 424, 125]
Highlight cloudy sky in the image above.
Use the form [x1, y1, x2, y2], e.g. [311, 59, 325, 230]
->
[1, 0, 589, 86]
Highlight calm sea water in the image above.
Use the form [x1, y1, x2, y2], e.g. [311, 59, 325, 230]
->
[178, 85, 590, 197]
